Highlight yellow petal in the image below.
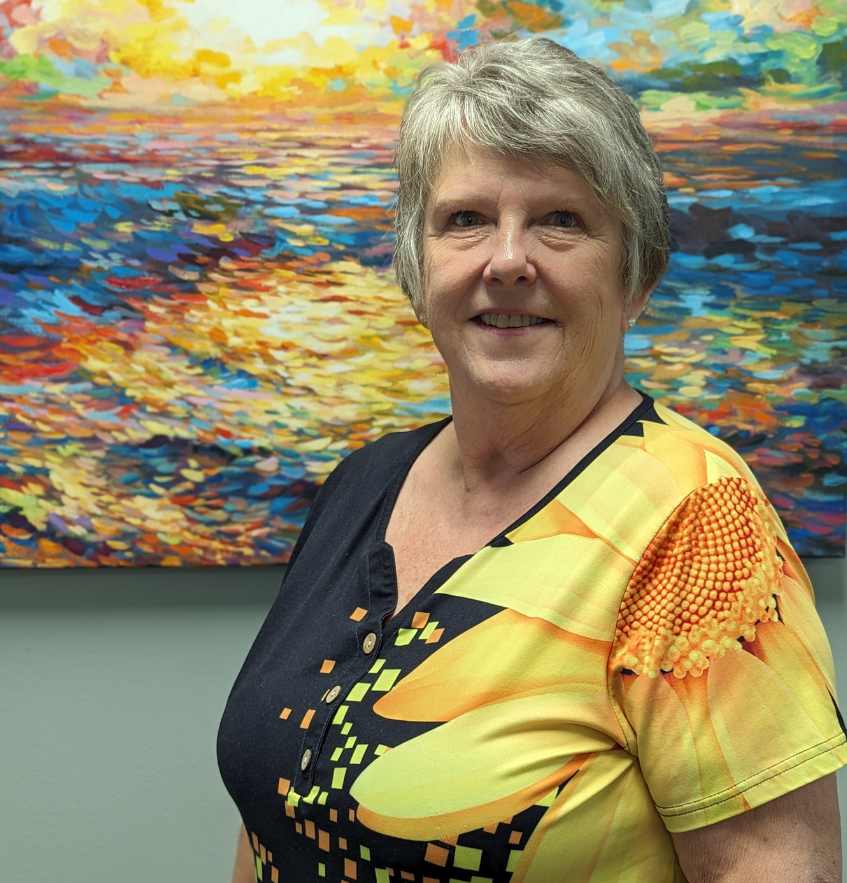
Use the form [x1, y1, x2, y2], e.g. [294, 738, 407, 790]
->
[645, 405, 760, 490]
[351, 693, 616, 840]
[774, 572, 837, 694]
[507, 497, 602, 544]
[512, 752, 681, 883]
[777, 534, 811, 587]
[706, 646, 841, 813]
[704, 449, 741, 483]
[437, 538, 631, 641]
[618, 670, 728, 829]
[557, 444, 686, 562]
[747, 617, 840, 733]
[639, 419, 710, 495]
[374, 610, 617, 738]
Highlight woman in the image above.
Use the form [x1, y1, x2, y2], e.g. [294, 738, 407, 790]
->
[219, 39, 845, 882]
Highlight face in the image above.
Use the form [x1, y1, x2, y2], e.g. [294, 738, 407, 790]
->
[422, 144, 645, 411]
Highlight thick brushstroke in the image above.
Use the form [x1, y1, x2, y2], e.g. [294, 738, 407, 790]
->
[0, 108, 843, 566]
[0, 1, 845, 565]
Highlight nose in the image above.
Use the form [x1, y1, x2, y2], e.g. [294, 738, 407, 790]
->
[482, 221, 537, 287]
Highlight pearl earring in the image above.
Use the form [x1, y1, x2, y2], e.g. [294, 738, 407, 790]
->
[627, 318, 636, 329]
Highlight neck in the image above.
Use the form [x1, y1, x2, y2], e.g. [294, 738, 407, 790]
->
[442, 356, 639, 496]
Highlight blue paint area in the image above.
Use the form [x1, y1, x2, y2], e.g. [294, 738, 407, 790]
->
[0, 109, 843, 562]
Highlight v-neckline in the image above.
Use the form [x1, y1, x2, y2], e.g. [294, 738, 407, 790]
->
[375, 393, 654, 628]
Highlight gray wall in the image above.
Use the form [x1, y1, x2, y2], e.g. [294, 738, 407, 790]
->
[1, 557, 845, 882]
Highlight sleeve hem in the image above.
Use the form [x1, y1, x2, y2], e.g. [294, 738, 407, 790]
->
[657, 731, 847, 833]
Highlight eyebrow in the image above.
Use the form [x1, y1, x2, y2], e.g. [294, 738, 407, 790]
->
[427, 196, 489, 214]
[427, 193, 595, 219]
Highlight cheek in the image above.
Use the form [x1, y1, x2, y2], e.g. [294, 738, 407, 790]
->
[420, 251, 455, 317]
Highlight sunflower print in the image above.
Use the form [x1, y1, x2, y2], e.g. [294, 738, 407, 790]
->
[349, 404, 847, 881]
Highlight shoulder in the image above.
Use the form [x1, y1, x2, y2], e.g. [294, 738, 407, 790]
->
[560, 398, 778, 550]
[629, 400, 763, 492]
[601, 398, 787, 532]
[632, 400, 789, 538]
[608, 402, 803, 679]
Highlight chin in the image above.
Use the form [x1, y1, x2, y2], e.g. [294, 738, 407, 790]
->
[458, 367, 553, 406]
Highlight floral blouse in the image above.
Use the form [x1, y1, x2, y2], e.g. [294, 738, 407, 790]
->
[217, 395, 847, 883]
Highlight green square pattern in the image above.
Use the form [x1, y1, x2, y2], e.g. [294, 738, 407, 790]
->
[454, 845, 482, 871]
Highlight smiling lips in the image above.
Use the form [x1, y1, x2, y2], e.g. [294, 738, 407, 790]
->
[478, 312, 550, 329]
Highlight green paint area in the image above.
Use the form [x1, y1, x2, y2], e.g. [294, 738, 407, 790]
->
[454, 845, 483, 871]
[0, 55, 110, 98]
[419, 621, 440, 639]
[346, 683, 370, 702]
[372, 669, 401, 692]
[395, 628, 417, 645]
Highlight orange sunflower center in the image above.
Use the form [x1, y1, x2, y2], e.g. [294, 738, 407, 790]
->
[612, 476, 781, 679]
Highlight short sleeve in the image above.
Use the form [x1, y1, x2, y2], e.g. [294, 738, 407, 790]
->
[609, 475, 847, 832]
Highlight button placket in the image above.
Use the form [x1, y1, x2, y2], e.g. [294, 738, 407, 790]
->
[293, 545, 394, 795]
[293, 626, 383, 794]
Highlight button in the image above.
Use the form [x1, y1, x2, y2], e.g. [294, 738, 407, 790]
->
[362, 632, 377, 654]
[300, 749, 312, 771]
[325, 685, 342, 704]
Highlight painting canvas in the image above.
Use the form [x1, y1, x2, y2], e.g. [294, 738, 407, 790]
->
[0, 0, 844, 568]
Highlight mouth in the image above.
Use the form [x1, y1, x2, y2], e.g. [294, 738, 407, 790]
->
[476, 312, 552, 329]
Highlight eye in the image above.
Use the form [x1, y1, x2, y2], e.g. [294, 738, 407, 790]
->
[550, 211, 577, 228]
[452, 210, 481, 227]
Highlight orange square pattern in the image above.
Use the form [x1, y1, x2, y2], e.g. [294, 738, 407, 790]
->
[350, 607, 368, 621]
[425, 628, 444, 644]
[277, 778, 291, 796]
[284, 802, 295, 818]
[299, 709, 316, 729]
[411, 611, 430, 628]
[509, 830, 522, 845]
[271, 869, 279, 883]
[318, 829, 330, 851]
[305, 819, 316, 839]
[424, 843, 449, 867]
[344, 857, 357, 880]
[320, 659, 336, 674]
[279, 707, 291, 720]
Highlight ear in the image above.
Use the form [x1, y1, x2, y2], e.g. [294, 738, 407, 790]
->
[620, 282, 654, 333]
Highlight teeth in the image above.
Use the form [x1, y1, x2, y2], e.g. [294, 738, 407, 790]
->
[480, 313, 545, 328]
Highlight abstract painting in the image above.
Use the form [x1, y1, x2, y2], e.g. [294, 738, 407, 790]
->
[0, 0, 844, 567]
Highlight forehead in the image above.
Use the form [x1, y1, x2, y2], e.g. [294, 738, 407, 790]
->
[426, 143, 602, 211]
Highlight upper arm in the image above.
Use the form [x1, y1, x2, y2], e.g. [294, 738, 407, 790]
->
[671, 774, 842, 883]
[232, 824, 256, 883]
[611, 477, 847, 830]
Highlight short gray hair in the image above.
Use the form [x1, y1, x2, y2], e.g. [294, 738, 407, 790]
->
[393, 38, 669, 319]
